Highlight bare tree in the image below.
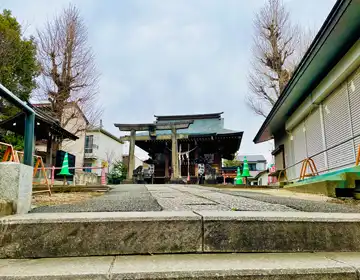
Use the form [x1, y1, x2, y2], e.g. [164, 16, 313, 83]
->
[247, 0, 312, 117]
[36, 4, 102, 134]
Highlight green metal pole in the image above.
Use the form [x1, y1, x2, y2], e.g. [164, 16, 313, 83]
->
[24, 112, 35, 166]
[0, 83, 35, 167]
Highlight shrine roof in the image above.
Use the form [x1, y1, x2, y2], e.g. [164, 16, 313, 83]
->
[136, 117, 242, 138]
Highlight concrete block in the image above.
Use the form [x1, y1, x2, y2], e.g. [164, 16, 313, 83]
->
[0, 253, 356, 279]
[0, 211, 202, 258]
[199, 211, 360, 253]
[0, 162, 32, 214]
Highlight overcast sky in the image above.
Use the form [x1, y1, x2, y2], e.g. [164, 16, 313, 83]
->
[2, 0, 336, 161]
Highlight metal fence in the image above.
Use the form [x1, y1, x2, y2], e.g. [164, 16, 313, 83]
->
[284, 132, 360, 182]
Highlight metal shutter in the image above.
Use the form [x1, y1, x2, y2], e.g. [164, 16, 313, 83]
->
[348, 67, 360, 154]
[285, 136, 296, 181]
[292, 121, 307, 179]
[323, 83, 354, 170]
[305, 108, 326, 173]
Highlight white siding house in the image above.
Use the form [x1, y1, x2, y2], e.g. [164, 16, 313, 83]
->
[84, 128, 124, 176]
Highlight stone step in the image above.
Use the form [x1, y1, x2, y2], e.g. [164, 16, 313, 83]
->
[2, 211, 360, 258]
[1, 252, 360, 279]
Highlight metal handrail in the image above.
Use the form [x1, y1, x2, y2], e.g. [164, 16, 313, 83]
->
[285, 131, 360, 171]
[282, 133, 360, 182]
[0, 83, 35, 166]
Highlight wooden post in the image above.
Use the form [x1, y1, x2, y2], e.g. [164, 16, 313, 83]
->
[171, 126, 178, 179]
[128, 129, 136, 180]
[46, 134, 53, 167]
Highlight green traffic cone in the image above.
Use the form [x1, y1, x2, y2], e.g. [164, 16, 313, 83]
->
[235, 167, 243, 185]
[242, 156, 250, 177]
[58, 152, 72, 176]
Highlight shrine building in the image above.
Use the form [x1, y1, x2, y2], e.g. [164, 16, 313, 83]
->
[115, 112, 243, 183]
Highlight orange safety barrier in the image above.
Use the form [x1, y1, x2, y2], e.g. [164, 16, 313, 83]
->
[0, 142, 19, 162]
[299, 158, 319, 180]
[356, 145, 360, 166]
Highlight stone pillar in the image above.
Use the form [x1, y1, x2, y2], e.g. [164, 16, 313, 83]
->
[164, 148, 169, 177]
[0, 162, 33, 214]
[171, 126, 178, 179]
[127, 129, 136, 180]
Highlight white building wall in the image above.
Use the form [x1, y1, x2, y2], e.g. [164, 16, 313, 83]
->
[134, 156, 143, 169]
[257, 172, 269, 186]
[85, 130, 123, 176]
[61, 105, 87, 169]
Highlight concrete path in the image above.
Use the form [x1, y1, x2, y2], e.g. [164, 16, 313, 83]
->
[1, 252, 360, 279]
[148, 185, 295, 211]
[31, 184, 360, 213]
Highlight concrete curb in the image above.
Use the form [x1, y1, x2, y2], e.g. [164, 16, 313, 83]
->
[198, 211, 360, 253]
[0, 212, 202, 258]
[2, 211, 360, 258]
[0, 252, 359, 279]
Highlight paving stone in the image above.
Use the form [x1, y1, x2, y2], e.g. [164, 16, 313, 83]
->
[170, 185, 296, 212]
[0, 212, 202, 258]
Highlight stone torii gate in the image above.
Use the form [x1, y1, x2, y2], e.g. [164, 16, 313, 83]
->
[114, 121, 193, 181]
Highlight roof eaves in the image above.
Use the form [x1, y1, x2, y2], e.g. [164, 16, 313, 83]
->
[87, 127, 123, 144]
[155, 112, 224, 121]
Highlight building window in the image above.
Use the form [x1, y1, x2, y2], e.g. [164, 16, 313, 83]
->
[248, 163, 257, 171]
[83, 162, 92, 173]
[85, 135, 93, 153]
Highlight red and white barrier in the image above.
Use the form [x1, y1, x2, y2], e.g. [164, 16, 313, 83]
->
[45, 166, 107, 186]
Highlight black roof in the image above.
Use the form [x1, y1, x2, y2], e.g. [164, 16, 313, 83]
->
[0, 103, 78, 140]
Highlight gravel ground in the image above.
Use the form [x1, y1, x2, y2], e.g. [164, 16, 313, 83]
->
[31, 185, 162, 213]
[217, 189, 360, 213]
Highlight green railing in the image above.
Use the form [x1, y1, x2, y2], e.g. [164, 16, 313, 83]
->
[0, 83, 35, 166]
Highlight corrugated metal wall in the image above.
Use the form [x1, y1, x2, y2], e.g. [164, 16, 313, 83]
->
[349, 68, 360, 154]
[292, 121, 307, 179]
[323, 83, 354, 170]
[305, 108, 326, 173]
[285, 66, 360, 179]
